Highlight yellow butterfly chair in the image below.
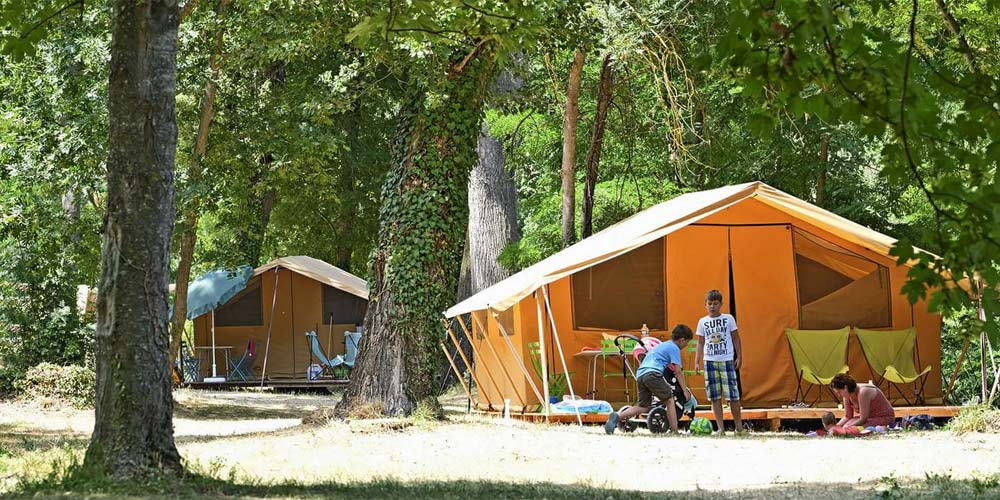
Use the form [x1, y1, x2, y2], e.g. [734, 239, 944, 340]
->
[855, 327, 932, 405]
[785, 327, 851, 405]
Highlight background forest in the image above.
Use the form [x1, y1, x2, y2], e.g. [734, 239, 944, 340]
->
[1, 0, 998, 410]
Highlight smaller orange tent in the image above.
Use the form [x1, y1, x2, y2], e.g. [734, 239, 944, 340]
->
[445, 182, 946, 411]
[192, 256, 368, 380]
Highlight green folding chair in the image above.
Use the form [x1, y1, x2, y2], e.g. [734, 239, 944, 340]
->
[527, 341, 574, 401]
[785, 327, 851, 406]
[600, 337, 637, 402]
[855, 327, 932, 405]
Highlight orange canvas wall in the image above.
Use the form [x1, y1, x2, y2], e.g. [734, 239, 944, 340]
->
[193, 268, 361, 380]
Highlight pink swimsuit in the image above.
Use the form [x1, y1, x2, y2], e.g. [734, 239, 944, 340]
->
[845, 385, 895, 427]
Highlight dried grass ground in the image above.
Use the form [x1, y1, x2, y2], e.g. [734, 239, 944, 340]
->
[2, 389, 999, 498]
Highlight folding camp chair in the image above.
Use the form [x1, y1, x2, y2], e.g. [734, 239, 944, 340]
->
[227, 339, 257, 382]
[785, 327, 851, 406]
[855, 327, 932, 405]
[305, 330, 343, 378]
[527, 341, 574, 401]
[338, 330, 362, 380]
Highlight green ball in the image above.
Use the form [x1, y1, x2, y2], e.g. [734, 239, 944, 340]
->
[690, 417, 713, 435]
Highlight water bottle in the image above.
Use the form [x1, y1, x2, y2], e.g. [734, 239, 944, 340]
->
[641, 323, 649, 338]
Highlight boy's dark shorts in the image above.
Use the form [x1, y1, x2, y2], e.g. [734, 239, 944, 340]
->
[636, 372, 675, 408]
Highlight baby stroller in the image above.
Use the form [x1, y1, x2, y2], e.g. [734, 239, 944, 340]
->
[612, 334, 697, 434]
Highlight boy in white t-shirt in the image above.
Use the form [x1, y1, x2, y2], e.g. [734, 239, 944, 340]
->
[693, 289, 743, 435]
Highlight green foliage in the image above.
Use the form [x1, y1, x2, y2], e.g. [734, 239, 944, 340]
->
[940, 307, 997, 405]
[715, 0, 1000, 341]
[17, 362, 95, 409]
[949, 405, 1000, 434]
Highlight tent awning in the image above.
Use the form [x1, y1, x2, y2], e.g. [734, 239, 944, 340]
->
[255, 255, 369, 300]
[444, 181, 945, 318]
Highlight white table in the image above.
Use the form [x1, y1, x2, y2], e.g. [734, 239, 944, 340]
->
[195, 345, 233, 380]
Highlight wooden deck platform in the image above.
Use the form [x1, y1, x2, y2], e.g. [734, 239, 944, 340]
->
[476, 405, 963, 431]
[186, 378, 349, 390]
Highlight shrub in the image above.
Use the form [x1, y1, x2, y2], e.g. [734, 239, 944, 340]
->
[950, 405, 1000, 434]
[18, 362, 95, 409]
[0, 365, 21, 398]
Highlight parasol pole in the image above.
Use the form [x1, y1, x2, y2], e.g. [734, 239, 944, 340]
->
[204, 310, 225, 382]
[260, 266, 281, 387]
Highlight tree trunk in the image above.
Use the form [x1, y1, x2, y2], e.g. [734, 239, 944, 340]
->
[336, 48, 496, 417]
[85, 0, 181, 478]
[581, 55, 613, 239]
[560, 48, 585, 248]
[169, 0, 229, 370]
[816, 133, 829, 207]
[236, 155, 276, 267]
[468, 125, 519, 294]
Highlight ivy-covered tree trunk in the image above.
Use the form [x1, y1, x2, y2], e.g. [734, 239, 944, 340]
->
[337, 48, 496, 417]
[85, 0, 181, 478]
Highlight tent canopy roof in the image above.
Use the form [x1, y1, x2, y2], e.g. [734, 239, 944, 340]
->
[445, 181, 938, 318]
[255, 256, 369, 300]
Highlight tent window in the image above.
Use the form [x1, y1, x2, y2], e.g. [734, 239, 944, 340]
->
[215, 278, 263, 327]
[322, 285, 367, 325]
[571, 238, 665, 331]
[793, 229, 891, 329]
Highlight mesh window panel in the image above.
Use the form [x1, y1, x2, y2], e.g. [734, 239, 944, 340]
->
[571, 238, 665, 331]
[322, 285, 367, 325]
[793, 229, 891, 329]
[214, 278, 263, 326]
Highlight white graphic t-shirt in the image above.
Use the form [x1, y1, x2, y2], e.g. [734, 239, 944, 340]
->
[696, 313, 738, 362]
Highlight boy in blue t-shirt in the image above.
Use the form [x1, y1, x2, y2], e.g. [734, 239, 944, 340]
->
[605, 324, 693, 434]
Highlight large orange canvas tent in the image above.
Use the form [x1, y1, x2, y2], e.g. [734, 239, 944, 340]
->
[192, 256, 368, 380]
[445, 182, 944, 411]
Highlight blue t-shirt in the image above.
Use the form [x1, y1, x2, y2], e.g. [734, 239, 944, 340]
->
[635, 341, 682, 378]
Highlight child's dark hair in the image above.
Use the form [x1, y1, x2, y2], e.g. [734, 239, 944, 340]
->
[705, 289, 723, 302]
[671, 324, 693, 341]
[821, 412, 836, 427]
[830, 373, 857, 393]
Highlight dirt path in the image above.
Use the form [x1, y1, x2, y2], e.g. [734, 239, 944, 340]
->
[4, 390, 999, 497]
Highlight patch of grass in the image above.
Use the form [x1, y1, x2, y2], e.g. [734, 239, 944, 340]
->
[345, 401, 384, 420]
[949, 405, 1000, 434]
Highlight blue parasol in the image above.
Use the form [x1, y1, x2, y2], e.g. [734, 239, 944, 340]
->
[185, 265, 253, 320]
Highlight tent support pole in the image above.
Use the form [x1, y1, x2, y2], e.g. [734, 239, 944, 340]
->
[541, 285, 583, 426]
[260, 266, 281, 388]
[440, 342, 473, 404]
[460, 314, 532, 410]
[533, 291, 550, 420]
[444, 319, 496, 411]
[470, 312, 543, 409]
[943, 338, 970, 403]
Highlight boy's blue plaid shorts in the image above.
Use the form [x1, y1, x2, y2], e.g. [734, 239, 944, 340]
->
[705, 360, 740, 401]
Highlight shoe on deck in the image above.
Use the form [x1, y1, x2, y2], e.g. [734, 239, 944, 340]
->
[605, 412, 620, 434]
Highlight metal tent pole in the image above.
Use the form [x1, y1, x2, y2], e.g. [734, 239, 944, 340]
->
[260, 266, 281, 388]
[533, 290, 550, 420]
[541, 285, 583, 426]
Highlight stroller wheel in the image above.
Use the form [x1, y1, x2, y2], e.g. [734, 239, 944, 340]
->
[617, 405, 638, 433]
[647, 407, 669, 434]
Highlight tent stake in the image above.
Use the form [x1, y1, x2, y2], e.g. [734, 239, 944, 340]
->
[471, 311, 544, 409]
[444, 319, 496, 411]
[468, 314, 542, 413]
[441, 342, 473, 405]
[541, 285, 583, 426]
[533, 291, 550, 420]
[260, 266, 281, 388]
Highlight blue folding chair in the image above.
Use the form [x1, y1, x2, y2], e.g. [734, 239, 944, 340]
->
[306, 330, 344, 378]
[227, 339, 257, 382]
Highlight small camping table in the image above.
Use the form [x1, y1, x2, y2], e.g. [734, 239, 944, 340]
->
[195, 345, 233, 379]
[573, 350, 629, 401]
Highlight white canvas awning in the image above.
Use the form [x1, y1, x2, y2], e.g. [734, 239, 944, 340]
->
[255, 255, 369, 299]
[445, 181, 939, 318]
